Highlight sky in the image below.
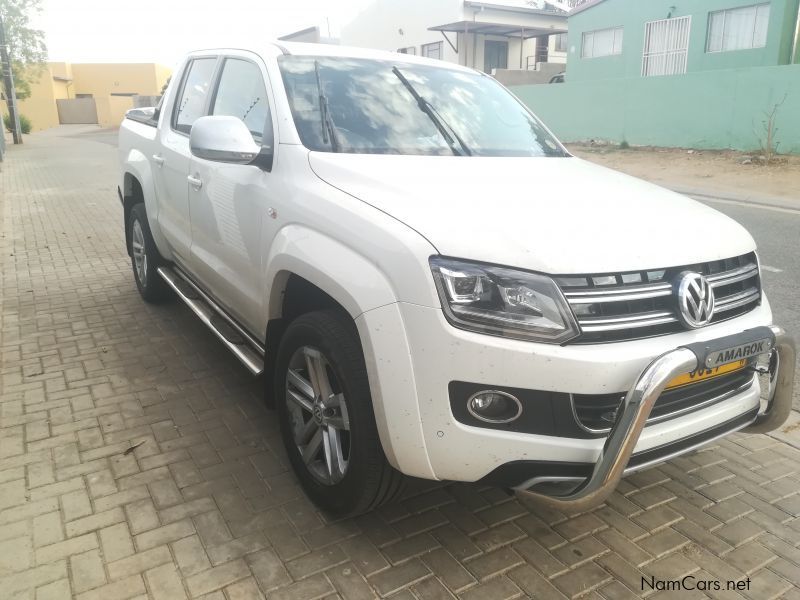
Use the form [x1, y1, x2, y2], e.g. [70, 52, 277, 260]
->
[35, 0, 373, 69]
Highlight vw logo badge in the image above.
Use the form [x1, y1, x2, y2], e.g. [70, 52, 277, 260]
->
[675, 271, 715, 328]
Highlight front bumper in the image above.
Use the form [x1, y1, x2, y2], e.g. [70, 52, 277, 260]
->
[516, 325, 795, 512]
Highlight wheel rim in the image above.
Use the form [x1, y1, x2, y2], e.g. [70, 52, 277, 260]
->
[286, 346, 351, 485]
[131, 219, 147, 286]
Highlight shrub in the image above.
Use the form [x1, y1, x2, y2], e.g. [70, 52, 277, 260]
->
[3, 113, 32, 134]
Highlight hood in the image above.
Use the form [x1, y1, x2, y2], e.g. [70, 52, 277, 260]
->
[309, 153, 756, 274]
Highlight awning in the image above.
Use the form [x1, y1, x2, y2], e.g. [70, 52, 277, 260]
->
[429, 21, 566, 38]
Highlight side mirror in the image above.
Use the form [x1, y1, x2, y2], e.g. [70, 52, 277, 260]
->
[189, 116, 261, 164]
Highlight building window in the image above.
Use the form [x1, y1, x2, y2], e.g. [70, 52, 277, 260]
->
[397, 46, 416, 55]
[642, 16, 691, 76]
[707, 3, 770, 52]
[554, 33, 568, 52]
[421, 42, 443, 60]
[581, 27, 623, 58]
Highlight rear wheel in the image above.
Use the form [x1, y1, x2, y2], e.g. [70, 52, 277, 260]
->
[275, 310, 403, 516]
[128, 203, 172, 303]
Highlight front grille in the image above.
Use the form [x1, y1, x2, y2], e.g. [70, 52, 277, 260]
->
[572, 368, 755, 433]
[556, 252, 761, 344]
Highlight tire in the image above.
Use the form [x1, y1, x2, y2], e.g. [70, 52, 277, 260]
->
[128, 203, 173, 303]
[274, 309, 404, 516]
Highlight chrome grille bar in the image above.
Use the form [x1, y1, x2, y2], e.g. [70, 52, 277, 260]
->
[559, 254, 761, 342]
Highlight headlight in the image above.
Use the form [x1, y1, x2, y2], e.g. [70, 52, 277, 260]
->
[430, 257, 580, 343]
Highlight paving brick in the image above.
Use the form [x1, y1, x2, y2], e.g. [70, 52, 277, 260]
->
[66, 507, 125, 537]
[124, 498, 160, 535]
[75, 574, 146, 600]
[368, 559, 431, 596]
[35, 532, 98, 564]
[245, 548, 291, 591]
[552, 561, 613, 598]
[268, 573, 334, 600]
[0, 535, 33, 572]
[145, 563, 188, 600]
[33, 512, 64, 548]
[172, 534, 212, 577]
[193, 510, 233, 547]
[61, 489, 92, 522]
[35, 578, 72, 600]
[135, 518, 194, 551]
[185, 558, 251, 597]
[158, 497, 216, 524]
[107, 545, 172, 580]
[70, 549, 107, 593]
[224, 577, 264, 600]
[326, 561, 376, 600]
[458, 575, 521, 600]
[0, 560, 67, 595]
[99, 522, 135, 563]
[206, 531, 268, 566]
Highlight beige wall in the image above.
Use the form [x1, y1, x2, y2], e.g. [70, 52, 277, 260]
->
[3, 61, 171, 132]
[70, 63, 167, 98]
[96, 95, 134, 128]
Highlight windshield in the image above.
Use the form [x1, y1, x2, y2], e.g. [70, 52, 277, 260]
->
[278, 56, 567, 157]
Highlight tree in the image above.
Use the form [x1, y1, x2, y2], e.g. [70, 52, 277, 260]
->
[0, 0, 47, 100]
[160, 76, 171, 96]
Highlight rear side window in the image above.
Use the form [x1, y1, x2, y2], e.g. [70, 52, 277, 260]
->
[211, 59, 271, 145]
[173, 58, 217, 134]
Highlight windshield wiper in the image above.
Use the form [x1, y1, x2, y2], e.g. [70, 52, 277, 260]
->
[391, 66, 471, 157]
[314, 60, 340, 152]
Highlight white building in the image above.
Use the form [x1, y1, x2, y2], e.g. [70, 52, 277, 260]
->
[340, 0, 571, 83]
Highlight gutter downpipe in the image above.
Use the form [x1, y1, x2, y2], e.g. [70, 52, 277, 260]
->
[792, 0, 800, 63]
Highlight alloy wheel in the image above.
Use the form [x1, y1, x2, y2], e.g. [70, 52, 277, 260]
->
[131, 219, 147, 286]
[285, 346, 351, 485]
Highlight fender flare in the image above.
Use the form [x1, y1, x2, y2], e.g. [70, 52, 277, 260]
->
[264, 225, 434, 478]
[264, 224, 398, 320]
[122, 149, 173, 261]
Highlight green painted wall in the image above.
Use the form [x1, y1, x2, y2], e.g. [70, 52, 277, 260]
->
[567, 0, 800, 81]
[512, 64, 800, 153]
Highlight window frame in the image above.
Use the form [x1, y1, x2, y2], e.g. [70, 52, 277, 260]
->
[397, 46, 417, 55]
[554, 32, 568, 53]
[641, 15, 692, 77]
[206, 56, 274, 148]
[170, 55, 222, 136]
[706, 3, 771, 53]
[581, 26, 624, 59]
[421, 41, 443, 60]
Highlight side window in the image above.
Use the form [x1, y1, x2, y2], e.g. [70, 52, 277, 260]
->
[212, 58, 272, 145]
[173, 58, 217, 134]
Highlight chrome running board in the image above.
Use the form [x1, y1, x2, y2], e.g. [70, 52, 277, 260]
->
[157, 267, 264, 375]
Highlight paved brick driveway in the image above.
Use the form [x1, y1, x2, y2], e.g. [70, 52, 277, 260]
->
[1, 129, 800, 599]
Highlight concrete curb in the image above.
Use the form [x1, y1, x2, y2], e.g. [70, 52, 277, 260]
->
[668, 184, 800, 212]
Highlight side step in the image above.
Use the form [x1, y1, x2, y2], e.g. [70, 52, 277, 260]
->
[157, 267, 265, 375]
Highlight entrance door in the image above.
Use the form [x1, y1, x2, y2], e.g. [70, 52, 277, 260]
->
[483, 40, 508, 74]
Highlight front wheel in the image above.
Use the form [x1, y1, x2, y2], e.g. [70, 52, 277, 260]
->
[274, 310, 403, 516]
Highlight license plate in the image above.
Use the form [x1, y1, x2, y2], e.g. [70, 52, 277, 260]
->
[666, 359, 747, 390]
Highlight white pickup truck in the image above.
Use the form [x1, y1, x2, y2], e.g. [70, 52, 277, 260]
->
[118, 42, 795, 516]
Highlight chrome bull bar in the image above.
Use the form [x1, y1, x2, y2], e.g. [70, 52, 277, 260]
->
[517, 325, 795, 513]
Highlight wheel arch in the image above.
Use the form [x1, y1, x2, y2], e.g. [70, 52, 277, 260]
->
[121, 150, 172, 261]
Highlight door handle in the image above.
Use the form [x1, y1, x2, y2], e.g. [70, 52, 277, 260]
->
[187, 174, 203, 189]
[152, 155, 165, 167]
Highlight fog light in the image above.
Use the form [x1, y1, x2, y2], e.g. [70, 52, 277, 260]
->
[467, 390, 522, 423]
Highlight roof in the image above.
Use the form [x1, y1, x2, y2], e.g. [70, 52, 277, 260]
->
[429, 21, 566, 37]
[464, 1, 568, 16]
[570, 0, 607, 15]
[274, 41, 478, 72]
[278, 26, 319, 41]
